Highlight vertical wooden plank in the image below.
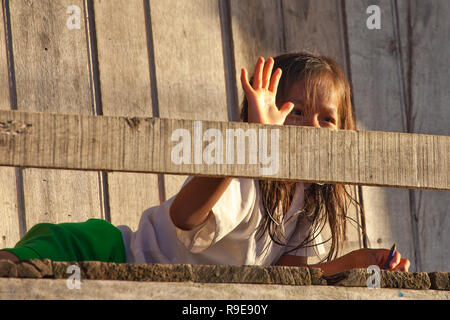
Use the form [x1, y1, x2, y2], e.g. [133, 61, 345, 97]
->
[150, 0, 229, 199]
[0, 167, 19, 248]
[345, 0, 416, 269]
[229, 0, 323, 254]
[92, 0, 160, 231]
[229, 0, 283, 107]
[397, 0, 450, 272]
[0, 1, 20, 248]
[230, 0, 363, 261]
[282, 0, 362, 260]
[0, 3, 9, 108]
[282, 0, 347, 69]
[9, 0, 102, 228]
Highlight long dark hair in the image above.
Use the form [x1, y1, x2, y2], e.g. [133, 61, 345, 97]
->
[240, 52, 364, 262]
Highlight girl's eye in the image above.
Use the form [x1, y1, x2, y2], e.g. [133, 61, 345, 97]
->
[291, 109, 302, 116]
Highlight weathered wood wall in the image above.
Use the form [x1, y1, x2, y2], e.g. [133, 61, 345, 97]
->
[345, 0, 450, 272]
[2, 110, 447, 188]
[0, 0, 448, 272]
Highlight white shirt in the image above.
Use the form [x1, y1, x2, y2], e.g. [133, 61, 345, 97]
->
[118, 177, 325, 265]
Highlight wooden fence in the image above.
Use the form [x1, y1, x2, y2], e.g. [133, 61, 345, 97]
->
[0, 0, 448, 272]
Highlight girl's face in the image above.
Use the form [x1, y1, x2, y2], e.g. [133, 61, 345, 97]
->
[280, 80, 340, 189]
[281, 81, 339, 130]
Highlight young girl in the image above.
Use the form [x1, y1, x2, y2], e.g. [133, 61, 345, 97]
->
[0, 52, 410, 276]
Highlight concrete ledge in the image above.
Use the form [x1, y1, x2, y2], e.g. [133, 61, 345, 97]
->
[428, 272, 450, 290]
[324, 269, 431, 289]
[0, 278, 448, 300]
[1, 259, 449, 300]
[0, 260, 314, 286]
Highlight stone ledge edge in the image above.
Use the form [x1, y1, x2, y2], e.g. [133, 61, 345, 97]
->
[0, 259, 448, 290]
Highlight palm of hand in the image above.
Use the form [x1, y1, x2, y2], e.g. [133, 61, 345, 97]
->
[241, 57, 294, 125]
[247, 88, 281, 125]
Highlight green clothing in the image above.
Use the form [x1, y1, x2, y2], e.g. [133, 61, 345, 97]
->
[1, 219, 126, 263]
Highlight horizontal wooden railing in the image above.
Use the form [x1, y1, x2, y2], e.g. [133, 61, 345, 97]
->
[0, 109, 448, 190]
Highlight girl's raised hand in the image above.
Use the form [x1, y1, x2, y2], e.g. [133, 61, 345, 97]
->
[241, 57, 294, 125]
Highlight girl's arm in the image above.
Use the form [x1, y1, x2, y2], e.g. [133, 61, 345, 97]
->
[275, 248, 410, 276]
[170, 177, 233, 230]
[171, 57, 291, 231]
[275, 254, 346, 276]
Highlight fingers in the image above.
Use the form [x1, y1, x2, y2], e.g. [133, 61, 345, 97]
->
[262, 57, 274, 88]
[253, 56, 264, 89]
[386, 251, 410, 272]
[241, 56, 285, 125]
[251, 56, 279, 91]
[240, 68, 253, 95]
[268, 68, 282, 93]
[279, 102, 294, 120]
[388, 251, 402, 269]
[391, 255, 410, 272]
[393, 258, 410, 272]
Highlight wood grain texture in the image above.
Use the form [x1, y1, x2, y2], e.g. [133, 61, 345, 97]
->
[345, 0, 416, 270]
[149, 0, 229, 200]
[92, 0, 160, 231]
[282, 0, 347, 68]
[0, 109, 448, 189]
[9, 0, 102, 228]
[0, 1, 21, 247]
[229, 0, 283, 108]
[0, 1, 10, 108]
[397, 0, 450, 272]
[281, 0, 362, 258]
[229, 0, 363, 259]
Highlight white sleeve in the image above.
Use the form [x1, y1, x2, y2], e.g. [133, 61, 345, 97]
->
[174, 177, 256, 253]
[284, 216, 327, 257]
